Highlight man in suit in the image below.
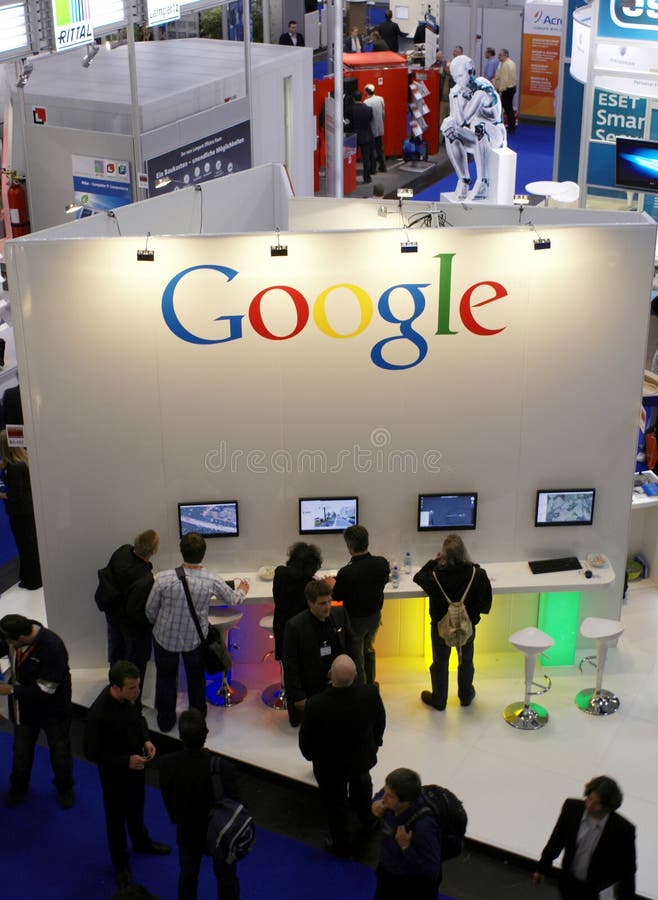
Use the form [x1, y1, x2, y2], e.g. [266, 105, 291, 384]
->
[279, 20, 304, 46]
[299, 654, 385, 856]
[378, 10, 406, 52]
[283, 579, 361, 726]
[533, 775, 636, 899]
[159, 709, 240, 900]
[346, 91, 374, 184]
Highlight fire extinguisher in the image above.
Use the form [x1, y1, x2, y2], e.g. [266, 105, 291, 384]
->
[6, 172, 30, 238]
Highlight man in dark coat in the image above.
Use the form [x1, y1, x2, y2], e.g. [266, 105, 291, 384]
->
[413, 533, 492, 710]
[84, 660, 171, 889]
[346, 91, 374, 183]
[283, 579, 361, 726]
[160, 709, 241, 900]
[279, 20, 304, 45]
[299, 654, 385, 856]
[378, 10, 406, 52]
[101, 529, 159, 689]
[0, 614, 74, 809]
[533, 775, 636, 899]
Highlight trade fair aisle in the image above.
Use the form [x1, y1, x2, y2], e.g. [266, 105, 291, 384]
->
[2, 580, 657, 899]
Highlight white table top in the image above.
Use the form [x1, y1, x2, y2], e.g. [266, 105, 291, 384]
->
[213, 558, 615, 606]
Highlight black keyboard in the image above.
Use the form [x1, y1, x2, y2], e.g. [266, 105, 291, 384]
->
[528, 556, 582, 575]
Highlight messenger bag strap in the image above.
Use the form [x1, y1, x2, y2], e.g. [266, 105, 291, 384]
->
[175, 566, 205, 645]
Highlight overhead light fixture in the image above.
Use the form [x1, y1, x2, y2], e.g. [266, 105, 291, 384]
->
[377, 205, 389, 218]
[82, 43, 100, 68]
[155, 175, 199, 191]
[513, 194, 529, 207]
[533, 237, 551, 250]
[397, 188, 414, 199]
[271, 228, 288, 257]
[16, 58, 33, 88]
[65, 201, 83, 214]
[137, 232, 155, 262]
[401, 241, 418, 253]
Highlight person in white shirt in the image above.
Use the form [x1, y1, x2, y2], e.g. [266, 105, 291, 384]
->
[364, 84, 386, 174]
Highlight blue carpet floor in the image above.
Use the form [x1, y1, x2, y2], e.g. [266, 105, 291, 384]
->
[414, 122, 556, 202]
[1, 732, 455, 899]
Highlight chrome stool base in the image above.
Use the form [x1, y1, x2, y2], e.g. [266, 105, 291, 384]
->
[575, 687, 620, 716]
[206, 677, 248, 708]
[262, 682, 287, 710]
[504, 701, 550, 730]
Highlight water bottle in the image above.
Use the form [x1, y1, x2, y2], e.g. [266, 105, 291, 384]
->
[391, 564, 400, 589]
[404, 551, 412, 575]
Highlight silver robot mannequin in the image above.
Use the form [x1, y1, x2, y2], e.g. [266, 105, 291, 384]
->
[441, 54, 507, 201]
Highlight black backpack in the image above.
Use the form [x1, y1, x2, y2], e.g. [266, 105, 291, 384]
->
[407, 784, 468, 861]
[94, 565, 122, 614]
[206, 759, 256, 865]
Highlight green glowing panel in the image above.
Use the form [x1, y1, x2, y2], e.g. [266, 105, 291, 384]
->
[538, 592, 580, 667]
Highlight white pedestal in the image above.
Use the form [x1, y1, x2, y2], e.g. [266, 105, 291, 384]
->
[440, 146, 517, 205]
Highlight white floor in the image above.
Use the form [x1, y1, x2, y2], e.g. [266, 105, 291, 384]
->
[3, 581, 657, 899]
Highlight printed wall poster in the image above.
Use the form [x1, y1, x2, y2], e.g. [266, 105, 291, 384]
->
[520, 0, 563, 119]
[71, 155, 132, 217]
[145, 122, 251, 196]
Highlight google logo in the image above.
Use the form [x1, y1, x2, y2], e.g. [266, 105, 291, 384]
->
[161, 253, 509, 371]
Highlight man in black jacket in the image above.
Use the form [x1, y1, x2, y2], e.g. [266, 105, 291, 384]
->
[0, 614, 74, 809]
[84, 660, 170, 889]
[160, 709, 240, 900]
[101, 529, 159, 689]
[413, 533, 492, 710]
[327, 525, 389, 684]
[283, 579, 361, 726]
[533, 775, 636, 899]
[346, 92, 374, 183]
[300, 654, 385, 856]
[279, 20, 304, 45]
[378, 10, 406, 52]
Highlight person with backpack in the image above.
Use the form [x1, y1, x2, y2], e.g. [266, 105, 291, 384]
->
[97, 529, 160, 690]
[159, 709, 245, 900]
[413, 533, 492, 710]
[371, 768, 442, 899]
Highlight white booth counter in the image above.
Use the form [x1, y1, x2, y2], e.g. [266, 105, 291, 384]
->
[213, 559, 615, 668]
[218, 559, 615, 601]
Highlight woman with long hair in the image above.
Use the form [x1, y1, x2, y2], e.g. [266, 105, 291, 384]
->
[272, 541, 323, 660]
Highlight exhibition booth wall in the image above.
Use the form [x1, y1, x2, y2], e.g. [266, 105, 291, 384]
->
[12, 39, 313, 231]
[5, 176, 656, 666]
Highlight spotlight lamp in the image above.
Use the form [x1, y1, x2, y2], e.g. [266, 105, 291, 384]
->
[271, 227, 288, 257]
[16, 58, 33, 88]
[137, 232, 155, 262]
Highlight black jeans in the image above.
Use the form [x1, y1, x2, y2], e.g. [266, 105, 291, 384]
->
[153, 640, 206, 731]
[107, 622, 152, 690]
[11, 715, 73, 793]
[178, 839, 239, 900]
[501, 86, 516, 132]
[99, 768, 150, 870]
[375, 867, 439, 899]
[349, 612, 381, 684]
[429, 623, 476, 708]
[313, 761, 373, 850]
[9, 511, 42, 589]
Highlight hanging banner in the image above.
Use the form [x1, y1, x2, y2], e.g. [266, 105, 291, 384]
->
[520, 0, 563, 119]
[51, 0, 93, 51]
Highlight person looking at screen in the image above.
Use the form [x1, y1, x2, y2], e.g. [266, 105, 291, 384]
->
[324, 525, 390, 685]
[413, 534, 492, 710]
[272, 541, 323, 661]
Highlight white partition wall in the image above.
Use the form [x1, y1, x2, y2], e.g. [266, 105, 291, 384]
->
[6, 212, 656, 665]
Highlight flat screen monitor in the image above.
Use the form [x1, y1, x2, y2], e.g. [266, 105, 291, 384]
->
[615, 137, 658, 194]
[299, 497, 358, 535]
[535, 489, 595, 527]
[177, 501, 239, 538]
[417, 493, 478, 531]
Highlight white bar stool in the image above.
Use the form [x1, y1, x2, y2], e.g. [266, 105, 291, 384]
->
[258, 614, 287, 711]
[205, 612, 247, 707]
[575, 617, 624, 716]
[504, 626, 555, 730]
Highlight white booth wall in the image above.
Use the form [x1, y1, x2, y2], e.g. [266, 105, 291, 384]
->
[14, 39, 313, 231]
[6, 206, 656, 667]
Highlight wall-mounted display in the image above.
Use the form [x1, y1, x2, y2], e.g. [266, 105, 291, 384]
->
[417, 493, 478, 531]
[534, 489, 595, 527]
[299, 497, 358, 535]
[615, 137, 658, 194]
[177, 500, 239, 538]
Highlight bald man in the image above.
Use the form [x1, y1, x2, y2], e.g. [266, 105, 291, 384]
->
[299, 654, 386, 857]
